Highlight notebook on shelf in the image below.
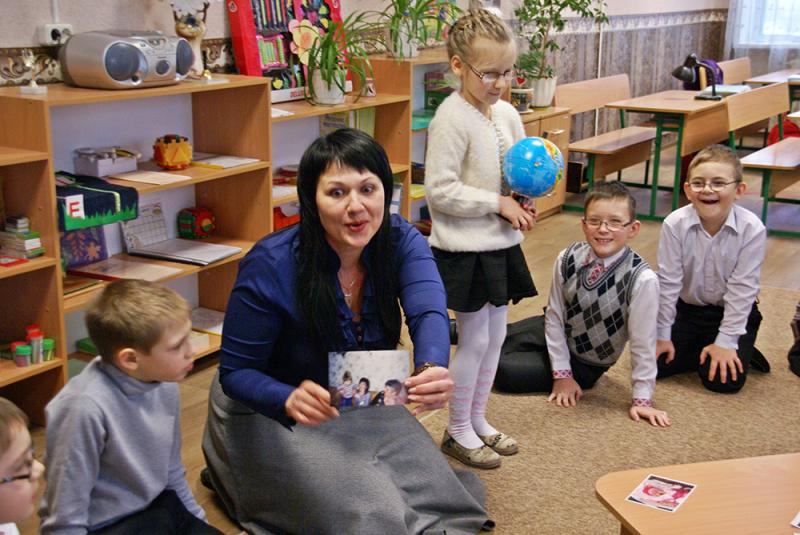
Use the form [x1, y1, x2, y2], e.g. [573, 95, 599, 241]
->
[120, 203, 242, 266]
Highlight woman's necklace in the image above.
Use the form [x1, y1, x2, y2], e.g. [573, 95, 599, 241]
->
[340, 269, 361, 306]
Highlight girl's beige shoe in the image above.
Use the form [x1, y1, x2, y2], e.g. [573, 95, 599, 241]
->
[440, 431, 502, 469]
[478, 432, 519, 455]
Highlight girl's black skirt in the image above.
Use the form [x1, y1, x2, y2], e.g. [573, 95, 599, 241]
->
[432, 244, 536, 313]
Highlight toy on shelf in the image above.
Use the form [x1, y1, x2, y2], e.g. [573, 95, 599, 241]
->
[9, 323, 56, 367]
[153, 134, 193, 170]
[73, 146, 140, 178]
[178, 207, 215, 238]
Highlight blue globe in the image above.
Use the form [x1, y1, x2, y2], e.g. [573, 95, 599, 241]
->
[503, 137, 564, 198]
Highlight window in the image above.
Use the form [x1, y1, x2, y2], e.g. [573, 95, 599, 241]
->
[734, 0, 800, 46]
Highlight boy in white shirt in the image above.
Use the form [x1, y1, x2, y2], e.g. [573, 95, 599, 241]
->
[656, 145, 767, 393]
[496, 182, 670, 427]
[0, 397, 45, 535]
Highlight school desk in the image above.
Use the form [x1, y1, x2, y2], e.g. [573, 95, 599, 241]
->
[740, 136, 800, 238]
[595, 452, 800, 535]
[605, 91, 728, 220]
[745, 69, 800, 105]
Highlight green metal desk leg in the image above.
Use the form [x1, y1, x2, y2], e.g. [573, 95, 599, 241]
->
[587, 154, 596, 191]
[672, 116, 686, 212]
[649, 115, 664, 217]
[761, 169, 771, 225]
[728, 132, 736, 150]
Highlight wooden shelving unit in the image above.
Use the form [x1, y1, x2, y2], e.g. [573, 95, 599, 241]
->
[270, 85, 412, 219]
[0, 75, 271, 423]
[2, 58, 420, 423]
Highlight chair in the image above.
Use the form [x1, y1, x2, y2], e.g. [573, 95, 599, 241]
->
[724, 82, 789, 148]
[718, 57, 751, 84]
[718, 57, 769, 147]
[554, 74, 658, 203]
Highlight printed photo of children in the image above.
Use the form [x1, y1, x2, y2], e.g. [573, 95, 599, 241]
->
[328, 350, 411, 410]
[626, 474, 696, 513]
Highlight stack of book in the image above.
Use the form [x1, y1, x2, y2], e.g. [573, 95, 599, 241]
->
[0, 230, 44, 258]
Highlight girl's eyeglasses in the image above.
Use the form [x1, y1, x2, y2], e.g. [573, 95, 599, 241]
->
[464, 61, 514, 85]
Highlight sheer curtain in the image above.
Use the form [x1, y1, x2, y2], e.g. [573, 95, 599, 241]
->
[725, 0, 800, 75]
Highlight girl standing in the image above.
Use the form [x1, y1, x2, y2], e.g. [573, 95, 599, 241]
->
[425, 9, 537, 469]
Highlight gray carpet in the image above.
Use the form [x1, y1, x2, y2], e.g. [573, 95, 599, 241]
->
[419, 285, 800, 535]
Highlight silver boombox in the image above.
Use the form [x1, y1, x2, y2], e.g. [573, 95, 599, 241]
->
[60, 30, 194, 90]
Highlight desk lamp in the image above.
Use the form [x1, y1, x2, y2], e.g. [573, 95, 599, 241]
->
[671, 53, 722, 101]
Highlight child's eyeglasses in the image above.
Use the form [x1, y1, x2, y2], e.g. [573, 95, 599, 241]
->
[687, 179, 739, 192]
[464, 61, 514, 85]
[0, 448, 40, 484]
[582, 218, 633, 232]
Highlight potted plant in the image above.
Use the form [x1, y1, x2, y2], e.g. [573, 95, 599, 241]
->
[514, 0, 608, 107]
[378, 0, 459, 59]
[306, 12, 379, 105]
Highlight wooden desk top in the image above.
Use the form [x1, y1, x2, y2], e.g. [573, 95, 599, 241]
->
[605, 90, 726, 115]
[595, 452, 800, 535]
[740, 137, 800, 170]
[745, 69, 800, 85]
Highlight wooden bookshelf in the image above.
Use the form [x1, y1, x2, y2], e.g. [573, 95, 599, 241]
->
[271, 93, 409, 123]
[0, 75, 270, 423]
[105, 160, 271, 196]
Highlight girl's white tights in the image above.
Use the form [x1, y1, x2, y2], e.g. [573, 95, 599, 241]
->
[447, 303, 508, 449]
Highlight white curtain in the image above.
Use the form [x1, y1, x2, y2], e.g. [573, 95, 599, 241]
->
[724, 0, 800, 75]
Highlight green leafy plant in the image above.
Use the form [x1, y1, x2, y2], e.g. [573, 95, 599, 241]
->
[374, 0, 460, 59]
[305, 12, 380, 104]
[514, 0, 608, 80]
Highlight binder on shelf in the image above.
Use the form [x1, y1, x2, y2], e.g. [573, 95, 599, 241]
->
[120, 203, 242, 266]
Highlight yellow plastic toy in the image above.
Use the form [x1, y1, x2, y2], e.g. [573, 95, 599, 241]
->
[153, 134, 192, 170]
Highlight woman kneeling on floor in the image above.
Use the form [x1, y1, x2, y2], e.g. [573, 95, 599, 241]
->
[202, 128, 491, 535]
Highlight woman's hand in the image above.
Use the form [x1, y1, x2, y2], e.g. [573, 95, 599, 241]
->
[405, 366, 454, 416]
[285, 380, 340, 426]
[499, 195, 536, 231]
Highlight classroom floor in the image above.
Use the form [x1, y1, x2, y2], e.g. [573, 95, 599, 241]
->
[21, 143, 800, 535]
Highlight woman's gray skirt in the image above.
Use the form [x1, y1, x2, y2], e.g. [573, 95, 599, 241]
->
[202, 371, 490, 535]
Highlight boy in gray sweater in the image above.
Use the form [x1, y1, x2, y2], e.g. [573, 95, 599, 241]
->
[40, 280, 221, 534]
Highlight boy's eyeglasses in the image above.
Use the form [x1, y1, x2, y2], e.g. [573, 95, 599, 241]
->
[464, 61, 514, 85]
[687, 179, 739, 192]
[582, 218, 633, 232]
[0, 473, 34, 484]
[0, 448, 39, 484]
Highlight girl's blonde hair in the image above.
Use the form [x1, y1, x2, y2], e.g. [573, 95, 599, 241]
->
[447, 9, 515, 63]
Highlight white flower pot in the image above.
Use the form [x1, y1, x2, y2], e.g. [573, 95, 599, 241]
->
[387, 25, 420, 59]
[531, 76, 557, 108]
[311, 70, 345, 105]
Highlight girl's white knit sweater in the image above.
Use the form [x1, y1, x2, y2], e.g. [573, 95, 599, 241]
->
[424, 91, 525, 252]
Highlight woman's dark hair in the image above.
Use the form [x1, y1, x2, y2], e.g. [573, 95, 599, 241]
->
[358, 377, 370, 391]
[296, 128, 400, 353]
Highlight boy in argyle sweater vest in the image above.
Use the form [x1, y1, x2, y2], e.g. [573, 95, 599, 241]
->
[496, 182, 670, 427]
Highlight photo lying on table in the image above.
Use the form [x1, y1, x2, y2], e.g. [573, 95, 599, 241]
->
[625, 474, 696, 513]
[328, 350, 411, 410]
